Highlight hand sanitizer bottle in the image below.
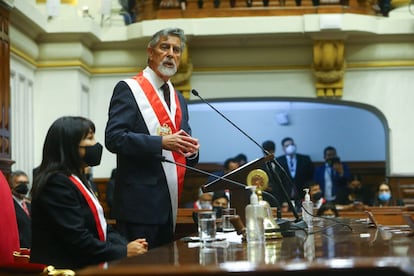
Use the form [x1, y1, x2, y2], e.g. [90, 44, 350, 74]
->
[302, 188, 313, 229]
[245, 186, 265, 244]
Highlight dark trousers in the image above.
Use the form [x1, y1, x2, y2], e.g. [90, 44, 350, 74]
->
[117, 219, 174, 250]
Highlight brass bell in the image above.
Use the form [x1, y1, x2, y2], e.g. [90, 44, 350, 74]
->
[247, 169, 283, 239]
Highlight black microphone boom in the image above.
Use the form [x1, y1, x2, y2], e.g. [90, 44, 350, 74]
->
[162, 156, 280, 207]
[191, 89, 271, 156]
[191, 89, 302, 222]
[163, 157, 245, 189]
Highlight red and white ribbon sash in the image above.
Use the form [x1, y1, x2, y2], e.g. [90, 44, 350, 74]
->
[69, 175, 107, 241]
[124, 73, 186, 227]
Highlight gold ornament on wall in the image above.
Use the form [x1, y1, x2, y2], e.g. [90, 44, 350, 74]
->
[171, 46, 193, 99]
[313, 40, 345, 98]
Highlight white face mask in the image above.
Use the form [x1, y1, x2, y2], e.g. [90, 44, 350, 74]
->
[200, 201, 212, 209]
[285, 144, 296, 155]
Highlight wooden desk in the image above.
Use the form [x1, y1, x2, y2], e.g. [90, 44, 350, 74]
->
[78, 218, 414, 275]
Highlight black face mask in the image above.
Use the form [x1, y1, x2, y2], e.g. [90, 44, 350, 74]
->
[83, 143, 103, 167]
[312, 191, 323, 201]
[15, 183, 29, 195]
[350, 187, 361, 193]
[213, 206, 223, 218]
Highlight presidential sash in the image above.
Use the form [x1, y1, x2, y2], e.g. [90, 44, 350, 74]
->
[69, 175, 107, 241]
[124, 73, 187, 228]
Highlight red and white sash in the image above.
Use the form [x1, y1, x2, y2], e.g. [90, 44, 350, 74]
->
[124, 72, 186, 227]
[69, 175, 107, 241]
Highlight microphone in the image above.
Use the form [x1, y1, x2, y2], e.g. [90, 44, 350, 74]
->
[191, 89, 271, 156]
[161, 156, 280, 207]
[191, 89, 301, 221]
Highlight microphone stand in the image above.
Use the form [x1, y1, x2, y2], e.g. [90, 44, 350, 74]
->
[192, 89, 305, 230]
[162, 156, 279, 202]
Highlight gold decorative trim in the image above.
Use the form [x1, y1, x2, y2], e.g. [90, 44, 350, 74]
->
[313, 40, 345, 98]
[36, 0, 77, 5]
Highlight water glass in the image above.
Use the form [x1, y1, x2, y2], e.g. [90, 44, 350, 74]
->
[199, 247, 218, 265]
[222, 208, 236, 232]
[198, 211, 216, 245]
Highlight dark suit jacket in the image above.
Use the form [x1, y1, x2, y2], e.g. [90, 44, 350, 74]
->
[105, 79, 198, 226]
[30, 173, 127, 269]
[13, 199, 31, 248]
[274, 154, 314, 203]
[313, 162, 351, 200]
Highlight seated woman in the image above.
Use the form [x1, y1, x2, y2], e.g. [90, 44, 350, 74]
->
[30, 116, 148, 269]
[371, 182, 404, 207]
[316, 202, 339, 218]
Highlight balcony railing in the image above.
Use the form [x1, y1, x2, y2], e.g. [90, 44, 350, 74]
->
[134, 0, 378, 22]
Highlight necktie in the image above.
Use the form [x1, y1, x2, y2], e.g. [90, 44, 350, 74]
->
[22, 201, 30, 217]
[161, 83, 170, 110]
[289, 157, 295, 177]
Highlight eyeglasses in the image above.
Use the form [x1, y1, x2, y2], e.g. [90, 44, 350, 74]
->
[17, 181, 29, 185]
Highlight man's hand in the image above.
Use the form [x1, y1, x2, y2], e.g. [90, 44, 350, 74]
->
[332, 162, 344, 176]
[162, 129, 200, 157]
[127, 238, 148, 257]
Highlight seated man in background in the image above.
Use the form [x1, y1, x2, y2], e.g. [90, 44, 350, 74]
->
[185, 187, 213, 209]
[335, 174, 372, 210]
[9, 170, 32, 248]
[212, 190, 229, 210]
[206, 157, 240, 184]
[309, 182, 326, 209]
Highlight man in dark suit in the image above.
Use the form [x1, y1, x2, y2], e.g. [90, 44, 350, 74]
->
[9, 170, 31, 248]
[275, 137, 314, 211]
[105, 28, 200, 250]
[313, 146, 351, 202]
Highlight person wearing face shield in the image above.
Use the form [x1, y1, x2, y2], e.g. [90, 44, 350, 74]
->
[371, 182, 404, 207]
[275, 137, 314, 212]
[9, 170, 32, 248]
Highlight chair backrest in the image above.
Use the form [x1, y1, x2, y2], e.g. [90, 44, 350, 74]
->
[0, 170, 20, 265]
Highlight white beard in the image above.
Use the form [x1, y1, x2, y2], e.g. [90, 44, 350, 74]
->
[158, 62, 177, 77]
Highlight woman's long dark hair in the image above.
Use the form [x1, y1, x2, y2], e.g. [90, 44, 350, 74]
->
[31, 116, 95, 200]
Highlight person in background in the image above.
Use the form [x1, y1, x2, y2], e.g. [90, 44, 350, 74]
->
[185, 187, 213, 209]
[309, 182, 326, 209]
[262, 140, 276, 156]
[212, 190, 229, 209]
[371, 182, 404, 207]
[234, 153, 248, 166]
[211, 190, 229, 221]
[105, 28, 200, 250]
[30, 116, 147, 269]
[9, 170, 32, 248]
[261, 140, 281, 202]
[313, 146, 351, 202]
[316, 202, 339, 218]
[206, 157, 240, 184]
[335, 174, 372, 210]
[275, 137, 314, 211]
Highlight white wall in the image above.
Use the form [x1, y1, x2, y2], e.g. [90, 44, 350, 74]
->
[10, 57, 35, 182]
[8, 2, 414, 179]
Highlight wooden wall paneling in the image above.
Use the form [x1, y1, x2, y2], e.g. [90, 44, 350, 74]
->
[0, 4, 13, 176]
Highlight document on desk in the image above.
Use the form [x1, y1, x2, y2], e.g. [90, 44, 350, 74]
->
[186, 232, 243, 248]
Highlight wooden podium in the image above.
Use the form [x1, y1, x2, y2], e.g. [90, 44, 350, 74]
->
[202, 154, 274, 224]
